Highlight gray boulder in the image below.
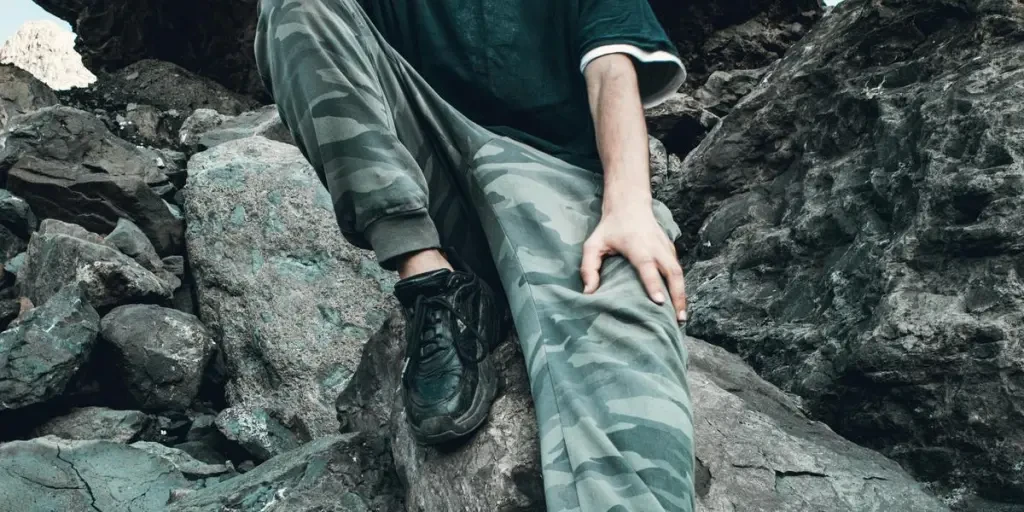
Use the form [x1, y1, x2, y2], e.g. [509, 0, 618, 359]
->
[337, 313, 947, 511]
[105, 217, 163, 271]
[183, 136, 396, 443]
[167, 434, 403, 512]
[0, 436, 189, 511]
[179, 105, 294, 151]
[660, 0, 1024, 502]
[688, 339, 946, 512]
[18, 219, 175, 309]
[0, 105, 183, 254]
[214, 405, 306, 462]
[100, 305, 215, 410]
[0, 284, 99, 411]
[33, 406, 154, 443]
[0, 63, 58, 130]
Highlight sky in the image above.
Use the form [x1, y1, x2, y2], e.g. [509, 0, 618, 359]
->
[0, 0, 72, 46]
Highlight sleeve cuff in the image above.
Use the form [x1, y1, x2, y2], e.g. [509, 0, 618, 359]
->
[580, 44, 687, 108]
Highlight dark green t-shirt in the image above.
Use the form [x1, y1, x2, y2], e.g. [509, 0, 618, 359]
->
[359, 0, 686, 172]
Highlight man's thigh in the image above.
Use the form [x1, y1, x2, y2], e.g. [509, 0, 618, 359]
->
[465, 135, 694, 511]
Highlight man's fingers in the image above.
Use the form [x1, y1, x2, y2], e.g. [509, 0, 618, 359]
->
[660, 255, 688, 322]
[580, 241, 605, 294]
[635, 258, 667, 305]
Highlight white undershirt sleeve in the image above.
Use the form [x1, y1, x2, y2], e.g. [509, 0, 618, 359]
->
[580, 44, 687, 108]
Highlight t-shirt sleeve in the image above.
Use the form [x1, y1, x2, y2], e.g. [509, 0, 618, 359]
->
[577, 0, 687, 108]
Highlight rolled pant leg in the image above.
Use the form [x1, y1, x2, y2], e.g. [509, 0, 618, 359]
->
[254, 0, 495, 271]
[466, 136, 696, 512]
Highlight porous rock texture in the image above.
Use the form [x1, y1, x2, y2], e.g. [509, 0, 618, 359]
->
[183, 136, 396, 453]
[0, 106, 184, 255]
[659, 0, 1024, 505]
[335, 312, 946, 512]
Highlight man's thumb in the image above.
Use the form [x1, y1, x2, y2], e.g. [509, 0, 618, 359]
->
[580, 245, 603, 294]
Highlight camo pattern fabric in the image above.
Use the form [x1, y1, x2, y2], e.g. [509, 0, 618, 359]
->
[254, 1, 695, 510]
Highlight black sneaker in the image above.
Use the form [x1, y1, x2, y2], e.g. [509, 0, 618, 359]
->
[393, 264, 506, 445]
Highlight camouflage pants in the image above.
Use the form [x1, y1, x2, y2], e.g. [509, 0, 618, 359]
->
[254, 1, 695, 510]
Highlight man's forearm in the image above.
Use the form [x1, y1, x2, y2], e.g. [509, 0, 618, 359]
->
[584, 53, 652, 215]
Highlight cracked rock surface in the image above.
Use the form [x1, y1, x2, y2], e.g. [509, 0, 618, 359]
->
[0, 106, 183, 255]
[0, 435, 188, 511]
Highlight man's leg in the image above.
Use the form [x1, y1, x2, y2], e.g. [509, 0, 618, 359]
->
[254, 0, 495, 274]
[466, 137, 696, 512]
[254, 0, 507, 444]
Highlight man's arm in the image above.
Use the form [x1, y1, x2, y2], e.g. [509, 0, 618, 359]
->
[579, 53, 687, 322]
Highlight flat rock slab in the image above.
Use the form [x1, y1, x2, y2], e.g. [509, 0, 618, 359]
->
[32, 406, 154, 443]
[179, 105, 294, 151]
[0, 435, 189, 511]
[183, 136, 396, 443]
[0, 284, 99, 411]
[338, 313, 947, 511]
[687, 339, 947, 512]
[167, 433, 403, 512]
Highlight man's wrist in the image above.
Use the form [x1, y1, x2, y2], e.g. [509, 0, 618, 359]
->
[601, 190, 653, 216]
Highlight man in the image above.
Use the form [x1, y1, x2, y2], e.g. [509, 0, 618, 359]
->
[254, 1, 694, 510]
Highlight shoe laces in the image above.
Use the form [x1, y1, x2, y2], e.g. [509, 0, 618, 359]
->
[407, 294, 489, 376]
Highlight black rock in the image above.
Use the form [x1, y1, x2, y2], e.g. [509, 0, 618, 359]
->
[0, 284, 99, 411]
[0, 106, 184, 255]
[99, 304, 215, 411]
[662, 0, 1024, 503]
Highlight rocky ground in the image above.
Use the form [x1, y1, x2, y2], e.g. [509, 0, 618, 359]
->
[0, 0, 1020, 510]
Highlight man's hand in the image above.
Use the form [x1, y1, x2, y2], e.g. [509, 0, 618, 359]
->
[581, 206, 687, 322]
[582, 52, 688, 322]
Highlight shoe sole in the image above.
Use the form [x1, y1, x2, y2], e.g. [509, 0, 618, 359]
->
[407, 352, 498, 445]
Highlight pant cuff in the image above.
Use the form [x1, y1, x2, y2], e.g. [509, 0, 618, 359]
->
[365, 209, 441, 270]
